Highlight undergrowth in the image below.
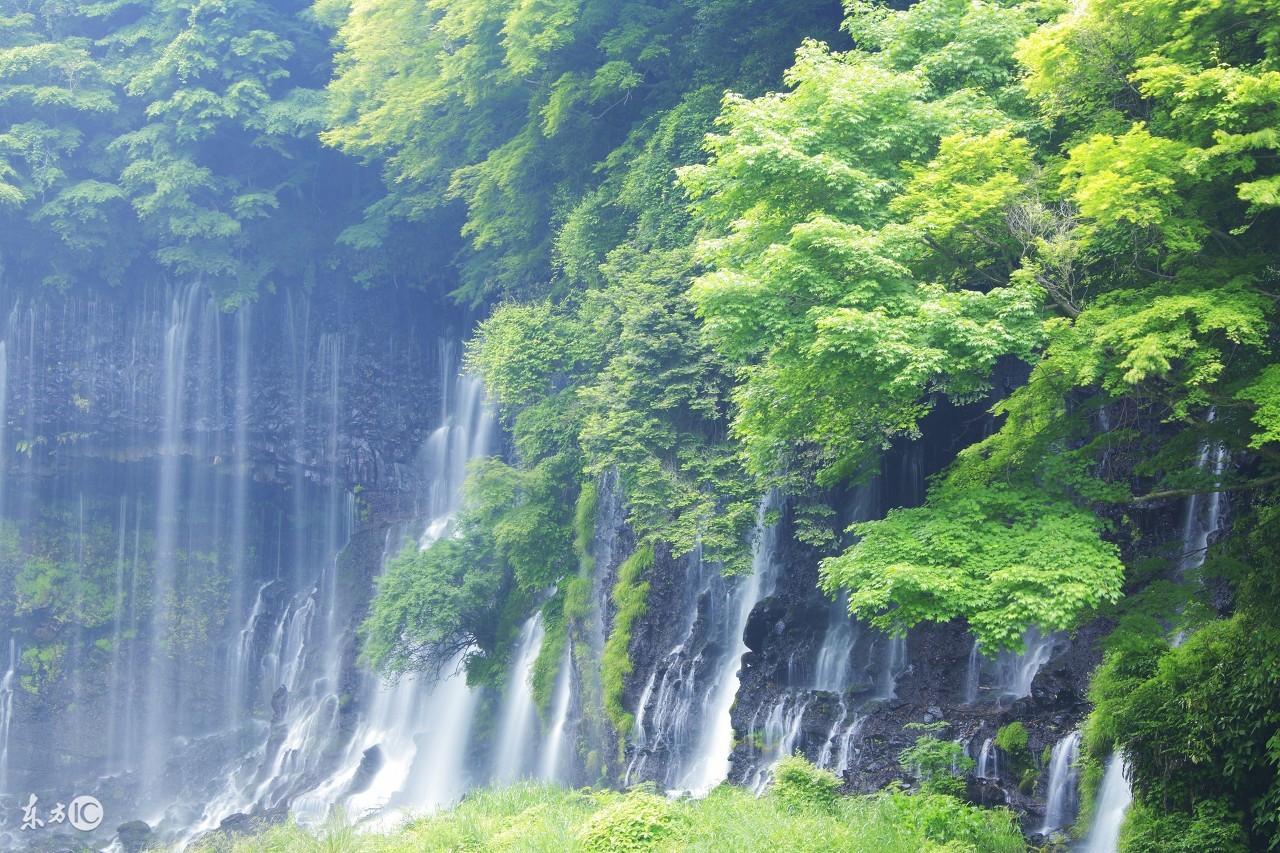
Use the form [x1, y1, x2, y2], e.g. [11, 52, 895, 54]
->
[188, 759, 1026, 852]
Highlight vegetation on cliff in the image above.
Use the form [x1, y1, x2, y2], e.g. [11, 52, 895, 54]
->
[1, 0, 1278, 846]
[345, 0, 1279, 843]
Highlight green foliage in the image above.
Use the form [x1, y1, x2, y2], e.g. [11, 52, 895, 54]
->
[821, 482, 1124, 648]
[769, 754, 841, 810]
[159, 549, 229, 661]
[575, 480, 600, 564]
[1083, 614, 1280, 848]
[663, 0, 1280, 654]
[20, 643, 64, 696]
[1121, 799, 1250, 853]
[992, 722, 1035, 788]
[682, 0, 1048, 489]
[0, 513, 147, 631]
[470, 243, 761, 575]
[899, 724, 975, 797]
[0, 0, 370, 303]
[578, 791, 675, 852]
[530, 588, 571, 716]
[190, 777, 1027, 853]
[321, 0, 843, 303]
[361, 454, 576, 682]
[601, 545, 652, 736]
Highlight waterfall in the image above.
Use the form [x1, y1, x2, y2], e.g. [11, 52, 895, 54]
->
[1175, 405, 1227, 570]
[0, 639, 16, 794]
[625, 498, 780, 792]
[976, 737, 997, 779]
[142, 286, 206, 790]
[538, 645, 575, 781]
[814, 603, 857, 693]
[1178, 438, 1229, 576]
[822, 713, 866, 776]
[0, 283, 465, 847]
[0, 339, 7, 522]
[106, 496, 131, 772]
[675, 501, 780, 794]
[1170, 433, 1229, 647]
[990, 628, 1059, 702]
[287, 371, 494, 826]
[744, 694, 810, 794]
[225, 307, 252, 728]
[963, 640, 980, 704]
[1080, 753, 1132, 853]
[1038, 730, 1081, 835]
[872, 633, 908, 700]
[492, 616, 546, 783]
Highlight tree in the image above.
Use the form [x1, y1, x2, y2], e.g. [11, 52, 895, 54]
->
[685, 0, 1278, 647]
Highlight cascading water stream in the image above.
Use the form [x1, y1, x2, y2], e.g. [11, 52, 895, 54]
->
[0, 639, 16, 795]
[283, 370, 493, 829]
[872, 634, 908, 700]
[1080, 753, 1132, 853]
[976, 737, 997, 780]
[989, 629, 1061, 703]
[0, 339, 7, 522]
[814, 606, 857, 693]
[1178, 409, 1229, 579]
[745, 481, 895, 786]
[1039, 730, 1081, 835]
[142, 286, 204, 792]
[744, 694, 810, 794]
[0, 283, 414, 849]
[963, 640, 980, 704]
[538, 646, 575, 781]
[624, 498, 781, 792]
[676, 501, 780, 794]
[492, 616, 546, 783]
[1168, 430, 1230, 648]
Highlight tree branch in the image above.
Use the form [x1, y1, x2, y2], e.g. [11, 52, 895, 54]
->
[921, 235, 1006, 288]
[1126, 470, 1280, 504]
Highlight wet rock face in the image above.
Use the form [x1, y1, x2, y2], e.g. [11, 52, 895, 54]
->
[715, 502, 1103, 831]
[1, 282, 454, 492]
[115, 820, 153, 853]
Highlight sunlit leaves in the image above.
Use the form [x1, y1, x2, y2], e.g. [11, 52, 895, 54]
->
[684, 3, 1046, 485]
[820, 482, 1124, 649]
[1240, 366, 1280, 449]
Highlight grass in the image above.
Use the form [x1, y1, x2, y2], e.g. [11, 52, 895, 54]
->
[188, 764, 1027, 852]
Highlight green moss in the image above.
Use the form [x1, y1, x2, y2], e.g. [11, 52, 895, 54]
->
[602, 545, 653, 737]
[994, 722, 1028, 753]
[1073, 751, 1104, 836]
[20, 644, 66, 696]
[899, 725, 974, 798]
